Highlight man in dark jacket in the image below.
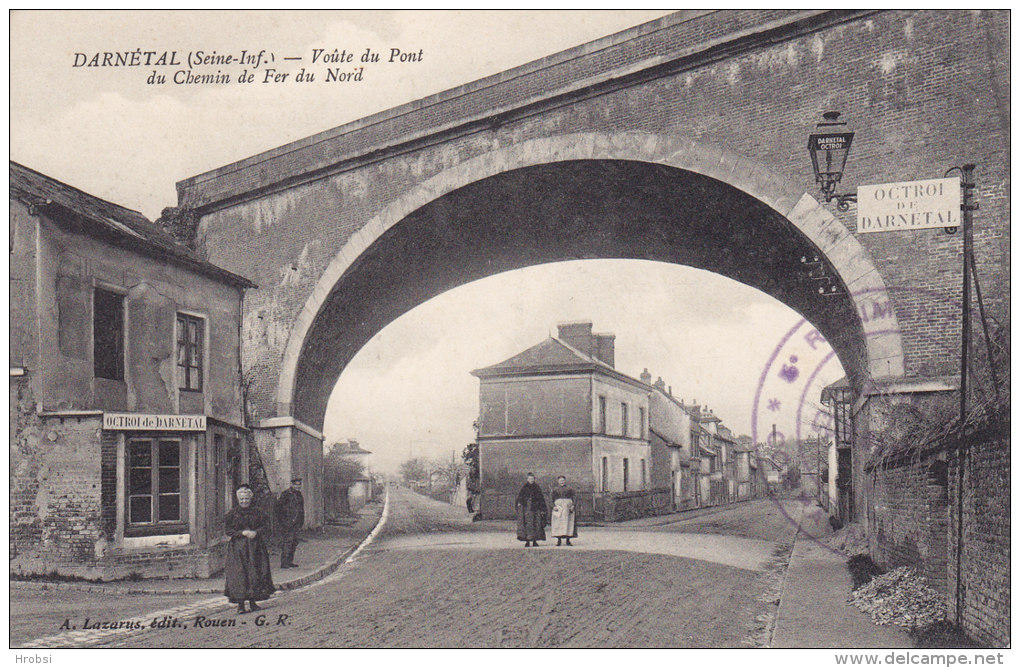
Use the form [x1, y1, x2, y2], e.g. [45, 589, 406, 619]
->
[275, 477, 305, 568]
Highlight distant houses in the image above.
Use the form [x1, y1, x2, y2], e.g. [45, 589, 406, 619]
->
[471, 321, 769, 521]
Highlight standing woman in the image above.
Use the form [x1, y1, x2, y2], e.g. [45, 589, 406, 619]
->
[515, 473, 548, 547]
[550, 475, 578, 546]
[225, 484, 275, 614]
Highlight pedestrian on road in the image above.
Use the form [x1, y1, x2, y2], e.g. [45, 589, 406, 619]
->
[225, 484, 275, 615]
[550, 475, 577, 546]
[515, 472, 547, 547]
[275, 476, 305, 568]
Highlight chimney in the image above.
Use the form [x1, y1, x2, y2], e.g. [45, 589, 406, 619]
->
[593, 333, 615, 368]
[653, 377, 666, 391]
[668, 385, 672, 397]
[640, 368, 652, 384]
[557, 321, 594, 357]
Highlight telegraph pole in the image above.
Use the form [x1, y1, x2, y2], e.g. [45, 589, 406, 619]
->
[950, 163, 977, 624]
[958, 163, 976, 424]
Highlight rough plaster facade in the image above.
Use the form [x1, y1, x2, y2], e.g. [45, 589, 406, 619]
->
[10, 192, 251, 579]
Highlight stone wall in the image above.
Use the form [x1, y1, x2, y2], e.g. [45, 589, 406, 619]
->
[181, 10, 1010, 428]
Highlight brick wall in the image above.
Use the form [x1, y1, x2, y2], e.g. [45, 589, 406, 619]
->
[866, 451, 949, 595]
[948, 434, 1009, 647]
[10, 404, 230, 580]
[100, 430, 118, 538]
[10, 412, 105, 574]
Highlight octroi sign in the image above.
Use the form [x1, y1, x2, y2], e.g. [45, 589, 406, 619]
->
[857, 177, 960, 233]
[103, 413, 207, 431]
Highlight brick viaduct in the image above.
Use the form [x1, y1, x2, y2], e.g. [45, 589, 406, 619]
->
[175, 10, 1009, 526]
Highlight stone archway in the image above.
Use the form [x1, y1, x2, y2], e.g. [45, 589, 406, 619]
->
[275, 131, 904, 427]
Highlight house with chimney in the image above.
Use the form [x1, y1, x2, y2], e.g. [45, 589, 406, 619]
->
[471, 321, 760, 520]
[471, 322, 652, 519]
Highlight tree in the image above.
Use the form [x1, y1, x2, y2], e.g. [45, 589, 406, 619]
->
[783, 462, 802, 490]
[429, 456, 460, 484]
[399, 458, 428, 486]
[323, 450, 365, 487]
[462, 442, 480, 493]
[155, 206, 199, 249]
[323, 448, 365, 518]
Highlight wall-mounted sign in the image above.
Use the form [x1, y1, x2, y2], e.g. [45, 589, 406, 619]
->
[103, 413, 207, 431]
[857, 177, 960, 233]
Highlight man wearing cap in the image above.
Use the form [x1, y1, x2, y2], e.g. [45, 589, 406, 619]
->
[275, 477, 305, 568]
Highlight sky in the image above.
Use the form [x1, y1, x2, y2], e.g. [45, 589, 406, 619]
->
[326, 260, 846, 474]
[9, 11, 845, 475]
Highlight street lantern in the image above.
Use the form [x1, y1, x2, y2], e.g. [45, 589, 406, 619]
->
[808, 111, 857, 210]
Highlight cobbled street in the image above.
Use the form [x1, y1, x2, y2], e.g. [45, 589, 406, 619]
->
[13, 487, 815, 648]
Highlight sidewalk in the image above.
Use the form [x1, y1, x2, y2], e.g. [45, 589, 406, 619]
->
[608, 497, 766, 529]
[10, 500, 384, 596]
[771, 507, 912, 648]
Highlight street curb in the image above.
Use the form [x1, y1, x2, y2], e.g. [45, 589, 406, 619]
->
[769, 504, 806, 648]
[9, 497, 389, 597]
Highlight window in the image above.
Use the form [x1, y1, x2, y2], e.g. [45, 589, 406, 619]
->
[598, 396, 607, 434]
[128, 438, 182, 529]
[639, 407, 646, 439]
[641, 459, 647, 489]
[621, 403, 628, 437]
[623, 458, 630, 492]
[601, 456, 609, 492]
[177, 314, 204, 391]
[93, 288, 124, 380]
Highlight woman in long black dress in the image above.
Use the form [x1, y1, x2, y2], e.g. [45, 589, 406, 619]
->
[515, 473, 548, 547]
[224, 484, 275, 614]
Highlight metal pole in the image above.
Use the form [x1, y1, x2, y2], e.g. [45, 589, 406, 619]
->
[955, 163, 976, 623]
[960, 163, 975, 424]
[967, 249, 1001, 403]
[817, 434, 822, 508]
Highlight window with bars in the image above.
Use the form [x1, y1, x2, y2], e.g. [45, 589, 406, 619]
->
[93, 288, 124, 380]
[177, 314, 204, 391]
[127, 438, 183, 531]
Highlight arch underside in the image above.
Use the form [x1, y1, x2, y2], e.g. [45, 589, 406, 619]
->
[290, 159, 875, 429]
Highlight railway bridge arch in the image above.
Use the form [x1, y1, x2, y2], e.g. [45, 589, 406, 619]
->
[176, 10, 1008, 525]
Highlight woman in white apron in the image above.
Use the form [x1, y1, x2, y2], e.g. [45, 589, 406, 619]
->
[550, 475, 577, 546]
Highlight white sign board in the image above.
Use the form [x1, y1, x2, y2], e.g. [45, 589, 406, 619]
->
[857, 177, 961, 233]
[103, 413, 207, 431]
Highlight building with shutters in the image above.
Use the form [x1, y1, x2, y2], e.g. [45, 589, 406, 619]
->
[9, 162, 256, 580]
[471, 322, 651, 520]
[471, 321, 755, 520]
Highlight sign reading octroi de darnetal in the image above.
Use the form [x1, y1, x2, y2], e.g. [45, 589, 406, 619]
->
[103, 413, 206, 431]
[857, 177, 961, 233]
